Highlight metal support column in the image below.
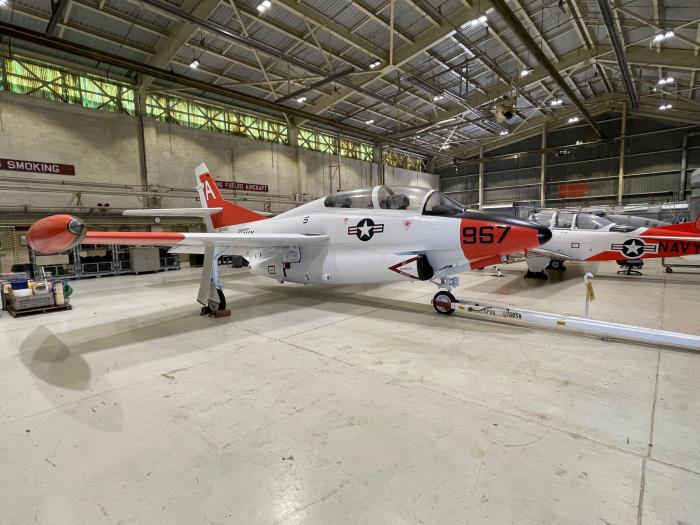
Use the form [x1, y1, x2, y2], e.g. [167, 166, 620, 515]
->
[136, 88, 150, 208]
[540, 125, 547, 207]
[617, 102, 627, 205]
[375, 144, 385, 186]
[478, 145, 484, 209]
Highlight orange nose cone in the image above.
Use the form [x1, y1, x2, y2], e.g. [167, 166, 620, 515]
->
[27, 214, 87, 254]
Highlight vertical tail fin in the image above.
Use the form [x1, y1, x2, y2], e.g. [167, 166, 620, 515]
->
[195, 163, 266, 230]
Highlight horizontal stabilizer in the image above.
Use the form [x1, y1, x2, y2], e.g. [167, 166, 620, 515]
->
[122, 208, 223, 217]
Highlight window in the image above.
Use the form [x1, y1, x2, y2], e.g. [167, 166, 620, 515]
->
[2, 58, 135, 115]
[145, 94, 288, 144]
[298, 129, 374, 161]
[531, 210, 555, 227]
[324, 188, 374, 208]
[555, 211, 575, 229]
[384, 150, 428, 172]
[576, 213, 614, 230]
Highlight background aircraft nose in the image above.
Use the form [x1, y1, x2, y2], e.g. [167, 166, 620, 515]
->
[537, 225, 552, 245]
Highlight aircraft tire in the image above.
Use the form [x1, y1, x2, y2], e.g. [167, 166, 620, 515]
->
[433, 291, 456, 315]
[548, 260, 564, 271]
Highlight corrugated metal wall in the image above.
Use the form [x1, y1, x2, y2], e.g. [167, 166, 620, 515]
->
[438, 114, 700, 210]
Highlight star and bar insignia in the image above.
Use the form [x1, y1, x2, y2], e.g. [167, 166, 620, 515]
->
[611, 238, 658, 259]
[348, 218, 384, 241]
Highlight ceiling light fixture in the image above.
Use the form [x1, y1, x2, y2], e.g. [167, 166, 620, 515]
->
[369, 61, 381, 69]
[468, 15, 488, 27]
[0, 0, 9, 7]
[365, 119, 374, 125]
[653, 30, 674, 42]
[499, 130, 509, 135]
[256, 0, 271, 13]
[520, 69, 533, 77]
[296, 96, 306, 103]
[433, 95, 444, 102]
[189, 59, 200, 69]
[659, 103, 673, 110]
[658, 76, 674, 85]
[442, 144, 451, 150]
[568, 116, 580, 123]
[550, 98, 563, 107]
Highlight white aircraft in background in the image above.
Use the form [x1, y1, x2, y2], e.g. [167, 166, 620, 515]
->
[524, 209, 700, 278]
[27, 163, 551, 315]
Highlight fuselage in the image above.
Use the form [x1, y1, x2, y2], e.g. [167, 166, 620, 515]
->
[219, 188, 549, 285]
[530, 210, 700, 262]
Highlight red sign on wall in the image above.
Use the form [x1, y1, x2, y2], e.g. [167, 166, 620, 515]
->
[0, 157, 76, 175]
[215, 180, 268, 192]
[558, 183, 588, 198]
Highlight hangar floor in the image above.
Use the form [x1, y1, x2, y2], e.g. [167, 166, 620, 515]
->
[1, 260, 699, 524]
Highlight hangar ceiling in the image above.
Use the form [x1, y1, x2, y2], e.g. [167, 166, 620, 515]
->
[0, 0, 698, 164]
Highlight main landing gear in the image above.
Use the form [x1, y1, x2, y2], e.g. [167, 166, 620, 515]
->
[432, 277, 459, 315]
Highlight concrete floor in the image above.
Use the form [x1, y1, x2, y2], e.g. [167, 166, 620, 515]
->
[1, 259, 699, 524]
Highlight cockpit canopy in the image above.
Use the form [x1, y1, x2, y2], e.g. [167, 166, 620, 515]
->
[530, 209, 616, 230]
[323, 185, 465, 216]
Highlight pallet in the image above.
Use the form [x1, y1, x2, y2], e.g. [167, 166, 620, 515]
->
[6, 303, 72, 318]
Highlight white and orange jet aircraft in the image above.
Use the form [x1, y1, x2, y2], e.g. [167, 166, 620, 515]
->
[27, 163, 551, 315]
[524, 209, 700, 278]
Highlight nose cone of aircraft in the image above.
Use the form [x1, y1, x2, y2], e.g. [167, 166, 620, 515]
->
[537, 224, 552, 245]
[458, 211, 552, 259]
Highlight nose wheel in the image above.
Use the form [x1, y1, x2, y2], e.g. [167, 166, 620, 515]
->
[432, 290, 456, 315]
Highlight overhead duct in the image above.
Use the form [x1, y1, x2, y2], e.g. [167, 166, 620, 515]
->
[596, 0, 639, 111]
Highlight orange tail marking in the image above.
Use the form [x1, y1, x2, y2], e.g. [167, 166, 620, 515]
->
[198, 172, 266, 228]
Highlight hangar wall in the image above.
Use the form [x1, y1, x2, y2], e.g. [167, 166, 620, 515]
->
[439, 114, 700, 212]
[0, 90, 436, 221]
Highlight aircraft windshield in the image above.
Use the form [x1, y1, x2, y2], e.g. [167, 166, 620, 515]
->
[422, 191, 465, 216]
[324, 186, 432, 211]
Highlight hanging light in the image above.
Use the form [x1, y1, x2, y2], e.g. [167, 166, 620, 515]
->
[659, 103, 673, 110]
[499, 130, 509, 136]
[369, 60, 381, 69]
[520, 69, 533, 78]
[256, 0, 271, 13]
[365, 119, 375, 125]
[296, 96, 306, 103]
[433, 94, 444, 102]
[550, 98, 563, 107]
[189, 59, 199, 69]
[568, 116, 580, 123]
[653, 30, 674, 42]
[658, 76, 674, 85]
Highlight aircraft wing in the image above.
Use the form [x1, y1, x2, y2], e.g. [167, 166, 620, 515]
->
[122, 208, 274, 218]
[526, 248, 576, 260]
[122, 208, 223, 217]
[26, 214, 329, 254]
[83, 231, 328, 249]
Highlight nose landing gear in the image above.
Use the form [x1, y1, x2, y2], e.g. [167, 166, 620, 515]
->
[432, 290, 456, 315]
[431, 276, 459, 315]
